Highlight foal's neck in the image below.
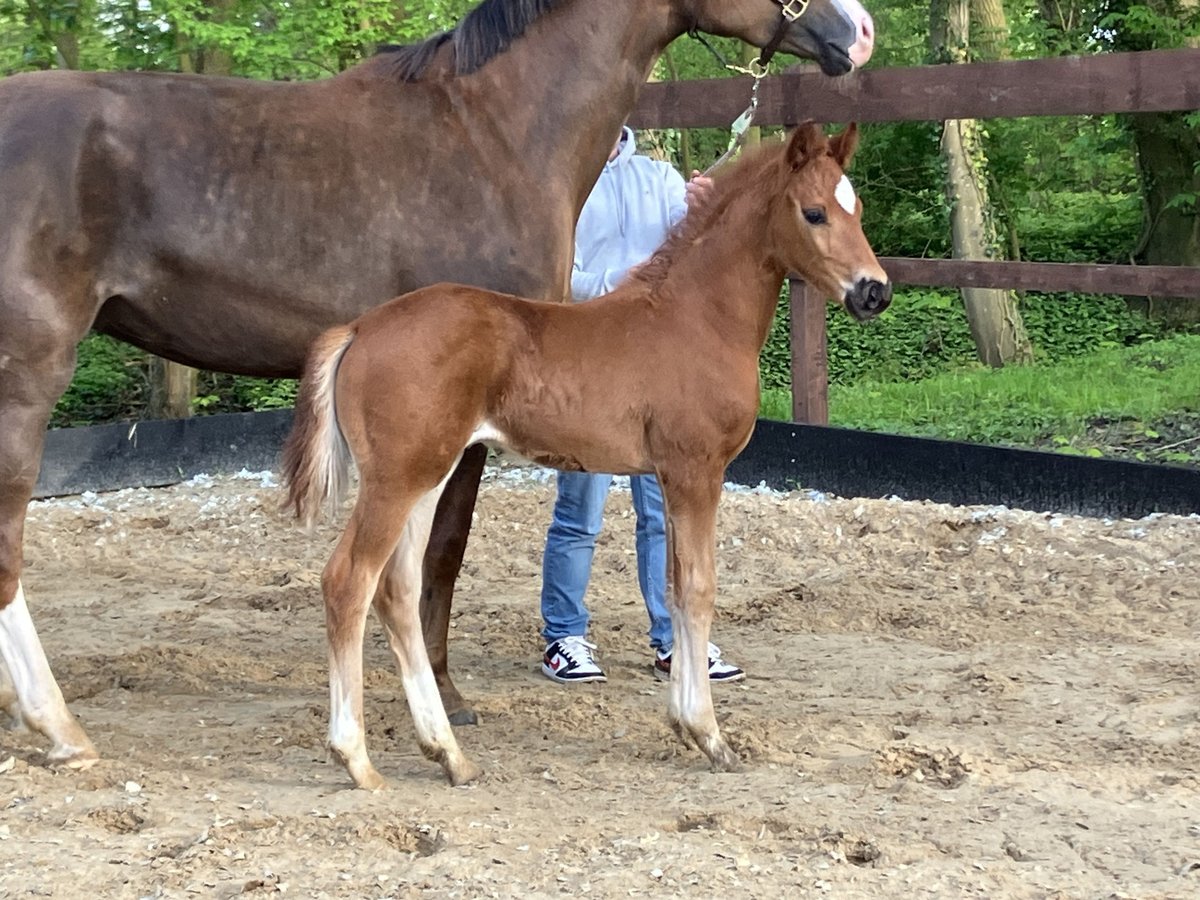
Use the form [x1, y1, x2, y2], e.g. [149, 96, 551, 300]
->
[656, 195, 787, 353]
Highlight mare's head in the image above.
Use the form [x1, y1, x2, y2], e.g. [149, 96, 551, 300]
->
[690, 0, 875, 75]
[767, 123, 890, 321]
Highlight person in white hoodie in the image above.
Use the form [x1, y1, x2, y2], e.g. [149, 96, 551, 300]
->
[540, 126, 745, 686]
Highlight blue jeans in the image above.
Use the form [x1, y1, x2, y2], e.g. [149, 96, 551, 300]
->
[540, 471, 672, 653]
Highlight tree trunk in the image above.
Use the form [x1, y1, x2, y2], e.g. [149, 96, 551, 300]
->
[1114, 0, 1200, 324]
[24, 0, 84, 69]
[149, 0, 240, 418]
[1127, 110, 1200, 325]
[931, 0, 1033, 367]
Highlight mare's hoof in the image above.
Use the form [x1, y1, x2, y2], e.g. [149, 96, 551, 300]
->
[447, 707, 479, 727]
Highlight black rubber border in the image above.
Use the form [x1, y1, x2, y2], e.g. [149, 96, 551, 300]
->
[35, 411, 1200, 518]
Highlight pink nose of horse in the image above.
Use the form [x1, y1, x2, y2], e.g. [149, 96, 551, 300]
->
[844, 0, 875, 69]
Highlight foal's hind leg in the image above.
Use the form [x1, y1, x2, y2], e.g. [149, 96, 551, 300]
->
[419, 443, 488, 726]
[374, 469, 481, 786]
[660, 474, 739, 772]
[324, 477, 477, 790]
[0, 297, 98, 766]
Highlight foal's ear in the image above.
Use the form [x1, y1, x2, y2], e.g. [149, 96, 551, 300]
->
[829, 123, 860, 170]
[786, 122, 828, 169]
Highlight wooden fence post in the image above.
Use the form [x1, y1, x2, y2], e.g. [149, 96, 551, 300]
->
[788, 277, 829, 425]
[148, 358, 197, 419]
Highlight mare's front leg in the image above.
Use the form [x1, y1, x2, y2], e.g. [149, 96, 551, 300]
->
[0, 300, 98, 767]
[660, 474, 739, 772]
[374, 472, 482, 786]
[419, 443, 488, 726]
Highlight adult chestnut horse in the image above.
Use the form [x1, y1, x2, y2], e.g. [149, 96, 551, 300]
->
[0, 0, 875, 769]
[282, 123, 891, 789]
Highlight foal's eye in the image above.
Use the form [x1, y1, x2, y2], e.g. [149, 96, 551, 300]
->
[802, 208, 827, 226]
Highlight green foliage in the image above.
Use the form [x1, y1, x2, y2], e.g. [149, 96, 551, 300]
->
[759, 287, 1182, 393]
[824, 333, 1200, 449]
[763, 334, 1200, 466]
[193, 373, 298, 413]
[51, 334, 148, 427]
[1099, 2, 1200, 51]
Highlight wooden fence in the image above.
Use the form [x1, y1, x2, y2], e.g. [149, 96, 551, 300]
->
[629, 47, 1200, 424]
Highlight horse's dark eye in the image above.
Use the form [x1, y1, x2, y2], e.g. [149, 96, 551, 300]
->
[803, 208, 827, 226]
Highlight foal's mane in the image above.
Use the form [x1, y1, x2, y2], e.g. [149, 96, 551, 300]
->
[635, 138, 799, 287]
[368, 0, 565, 81]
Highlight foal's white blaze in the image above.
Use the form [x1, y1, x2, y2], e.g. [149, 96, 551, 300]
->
[835, 175, 857, 216]
[0, 582, 93, 760]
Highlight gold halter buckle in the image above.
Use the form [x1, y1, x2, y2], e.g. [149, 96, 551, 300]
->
[780, 0, 810, 21]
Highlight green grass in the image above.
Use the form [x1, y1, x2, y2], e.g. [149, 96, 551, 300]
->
[760, 334, 1200, 464]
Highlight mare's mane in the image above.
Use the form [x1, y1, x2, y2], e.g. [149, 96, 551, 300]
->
[634, 135, 816, 288]
[369, 0, 565, 81]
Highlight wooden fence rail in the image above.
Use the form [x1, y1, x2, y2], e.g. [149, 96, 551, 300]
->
[629, 47, 1200, 425]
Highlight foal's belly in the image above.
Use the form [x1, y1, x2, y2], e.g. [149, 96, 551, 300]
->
[470, 421, 650, 477]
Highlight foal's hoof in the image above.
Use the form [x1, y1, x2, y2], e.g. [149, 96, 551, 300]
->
[446, 757, 484, 787]
[704, 740, 741, 773]
[47, 743, 100, 771]
[447, 707, 479, 727]
[350, 766, 390, 792]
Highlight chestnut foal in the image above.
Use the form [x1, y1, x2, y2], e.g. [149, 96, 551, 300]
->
[282, 123, 891, 789]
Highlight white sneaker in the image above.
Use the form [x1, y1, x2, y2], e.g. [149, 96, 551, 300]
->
[654, 643, 745, 683]
[542, 636, 607, 683]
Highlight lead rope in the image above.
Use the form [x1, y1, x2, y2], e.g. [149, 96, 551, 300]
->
[687, 30, 768, 176]
[688, 1, 809, 174]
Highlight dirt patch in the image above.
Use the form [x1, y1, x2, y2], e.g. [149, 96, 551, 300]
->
[3, 468, 1198, 898]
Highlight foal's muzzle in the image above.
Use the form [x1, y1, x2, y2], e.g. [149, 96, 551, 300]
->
[844, 278, 891, 321]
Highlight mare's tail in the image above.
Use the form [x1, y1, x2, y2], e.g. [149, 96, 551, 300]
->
[281, 325, 356, 527]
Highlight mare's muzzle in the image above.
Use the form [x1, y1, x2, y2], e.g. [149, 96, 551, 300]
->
[844, 278, 891, 321]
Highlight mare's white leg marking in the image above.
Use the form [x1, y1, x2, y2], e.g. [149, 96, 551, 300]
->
[0, 582, 97, 763]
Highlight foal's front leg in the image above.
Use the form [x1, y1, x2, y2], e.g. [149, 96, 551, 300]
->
[662, 477, 739, 772]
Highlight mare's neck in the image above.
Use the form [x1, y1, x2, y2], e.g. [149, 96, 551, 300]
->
[458, 0, 685, 218]
[657, 195, 788, 354]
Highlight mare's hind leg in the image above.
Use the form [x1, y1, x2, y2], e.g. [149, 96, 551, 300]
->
[374, 468, 481, 786]
[0, 298, 97, 766]
[419, 443, 488, 726]
[659, 472, 739, 772]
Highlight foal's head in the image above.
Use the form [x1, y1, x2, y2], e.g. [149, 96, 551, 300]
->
[769, 123, 891, 321]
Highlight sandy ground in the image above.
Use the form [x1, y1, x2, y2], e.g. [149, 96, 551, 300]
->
[2, 466, 1198, 899]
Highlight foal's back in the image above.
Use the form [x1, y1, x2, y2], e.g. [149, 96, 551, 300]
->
[335, 280, 734, 477]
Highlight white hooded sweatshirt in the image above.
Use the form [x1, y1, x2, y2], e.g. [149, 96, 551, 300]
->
[570, 127, 689, 302]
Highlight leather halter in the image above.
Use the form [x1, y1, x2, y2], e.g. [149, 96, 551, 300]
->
[754, 0, 812, 76]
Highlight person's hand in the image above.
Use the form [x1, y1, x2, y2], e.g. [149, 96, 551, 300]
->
[685, 171, 715, 210]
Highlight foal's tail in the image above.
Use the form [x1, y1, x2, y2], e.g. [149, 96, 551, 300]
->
[281, 325, 356, 528]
